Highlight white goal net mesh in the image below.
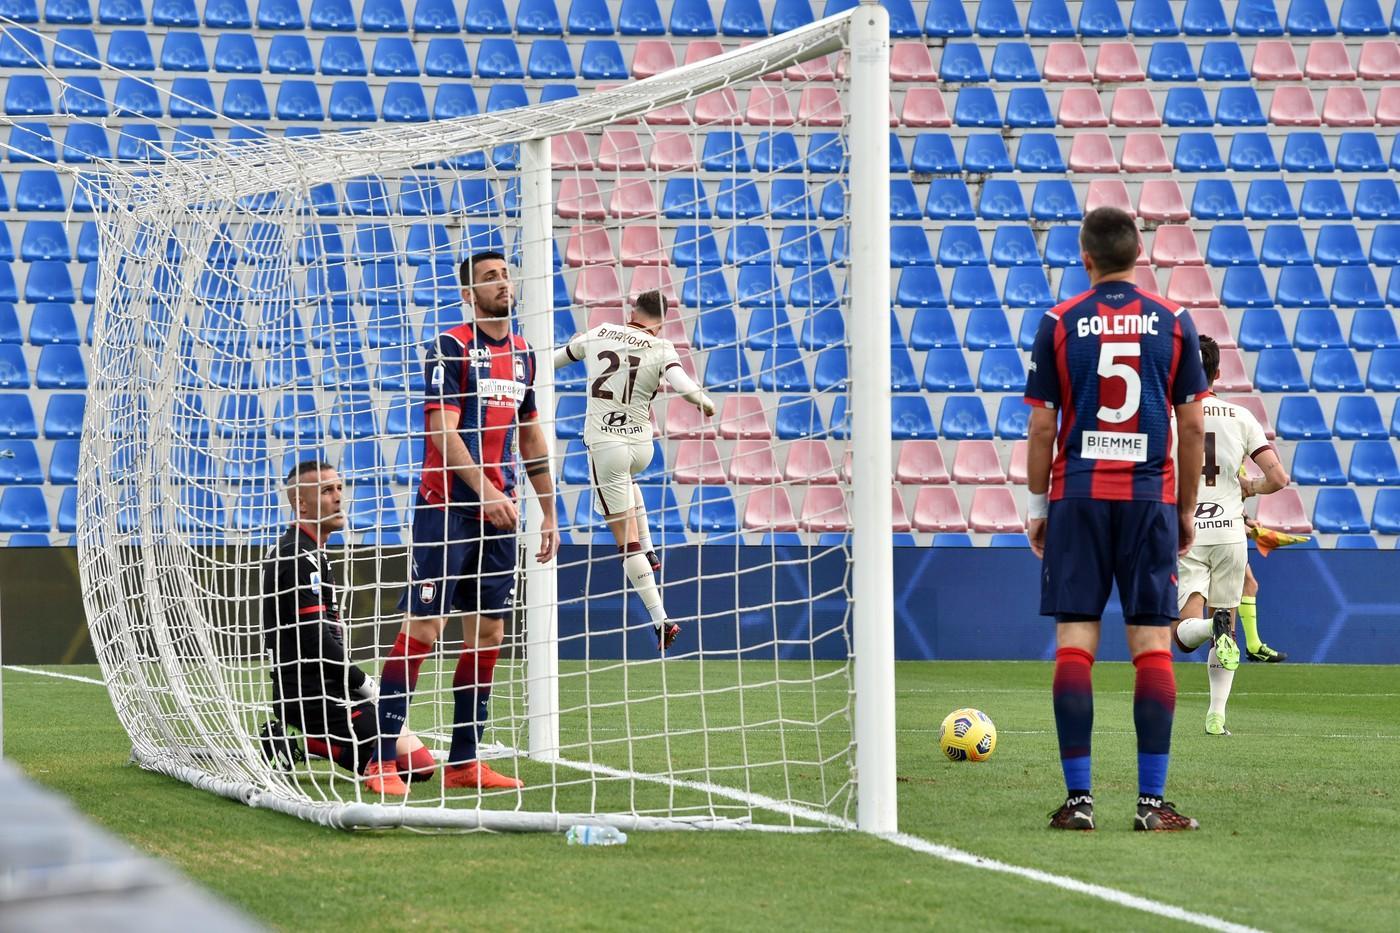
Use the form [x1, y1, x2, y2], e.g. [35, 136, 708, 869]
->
[69, 9, 886, 832]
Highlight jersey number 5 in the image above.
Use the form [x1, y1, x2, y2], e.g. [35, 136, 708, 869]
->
[591, 350, 642, 404]
[1096, 343, 1141, 424]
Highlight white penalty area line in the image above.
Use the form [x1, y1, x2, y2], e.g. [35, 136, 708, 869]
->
[4, 665, 1261, 933]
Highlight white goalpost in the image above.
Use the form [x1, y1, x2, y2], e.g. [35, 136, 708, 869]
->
[70, 3, 894, 833]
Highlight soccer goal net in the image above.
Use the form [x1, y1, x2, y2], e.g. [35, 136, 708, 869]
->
[75, 4, 894, 833]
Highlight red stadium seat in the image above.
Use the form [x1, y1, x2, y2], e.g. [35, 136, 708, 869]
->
[1255, 488, 1311, 533]
[797, 87, 843, 126]
[693, 88, 740, 124]
[627, 265, 678, 305]
[608, 178, 658, 218]
[1358, 40, 1400, 80]
[1189, 307, 1236, 348]
[1059, 87, 1108, 127]
[1321, 87, 1373, 126]
[1214, 348, 1253, 392]
[684, 40, 724, 65]
[598, 130, 646, 171]
[674, 439, 726, 484]
[891, 487, 912, 533]
[895, 440, 949, 485]
[551, 132, 593, 171]
[1133, 265, 1160, 294]
[658, 317, 689, 349]
[784, 439, 839, 484]
[1165, 265, 1219, 307]
[644, 100, 692, 125]
[565, 225, 614, 266]
[1008, 440, 1028, 485]
[1110, 87, 1161, 127]
[1251, 40, 1302, 80]
[952, 440, 1006, 484]
[665, 396, 715, 439]
[746, 86, 794, 125]
[1085, 179, 1134, 215]
[912, 486, 968, 532]
[900, 87, 951, 127]
[784, 55, 835, 82]
[1137, 180, 1189, 222]
[1224, 394, 1275, 439]
[631, 39, 676, 78]
[1122, 132, 1171, 172]
[728, 439, 781, 484]
[558, 177, 606, 219]
[1069, 132, 1119, 172]
[649, 131, 697, 171]
[620, 225, 667, 266]
[1044, 42, 1092, 82]
[587, 305, 625, 328]
[799, 486, 850, 532]
[718, 395, 771, 439]
[575, 266, 622, 306]
[969, 487, 1024, 533]
[1376, 86, 1400, 125]
[1150, 225, 1203, 267]
[891, 41, 936, 82]
[1304, 41, 1356, 80]
[743, 486, 798, 531]
[1094, 42, 1144, 82]
[1269, 86, 1321, 126]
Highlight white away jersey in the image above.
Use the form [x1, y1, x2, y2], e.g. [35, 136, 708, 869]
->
[1192, 396, 1271, 546]
[562, 322, 680, 446]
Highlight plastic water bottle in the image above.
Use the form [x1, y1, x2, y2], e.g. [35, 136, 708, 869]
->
[565, 824, 628, 846]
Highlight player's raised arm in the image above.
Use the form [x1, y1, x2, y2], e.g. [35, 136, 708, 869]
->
[553, 333, 585, 370]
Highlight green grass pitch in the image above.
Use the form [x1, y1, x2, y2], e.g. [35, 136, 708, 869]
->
[5, 660, 1397, 931]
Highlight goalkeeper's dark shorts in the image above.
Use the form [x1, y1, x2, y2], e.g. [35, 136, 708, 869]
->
[280, 697, 378, 775]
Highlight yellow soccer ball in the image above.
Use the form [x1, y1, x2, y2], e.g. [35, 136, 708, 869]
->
[939, 708, 997, 762]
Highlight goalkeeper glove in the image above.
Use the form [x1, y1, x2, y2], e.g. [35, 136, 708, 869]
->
[353, 675, 379, 703]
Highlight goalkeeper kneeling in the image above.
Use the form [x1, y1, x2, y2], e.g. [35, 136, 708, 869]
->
[259, 461, 436, 783]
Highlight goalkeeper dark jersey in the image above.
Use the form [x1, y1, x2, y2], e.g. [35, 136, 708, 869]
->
[261, 525, 366, 708]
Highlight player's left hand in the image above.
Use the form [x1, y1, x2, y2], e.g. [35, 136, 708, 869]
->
[536, 520, 559, 564]
[1027, 517, 1047, 559]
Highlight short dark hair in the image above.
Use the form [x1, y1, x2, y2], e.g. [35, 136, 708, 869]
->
[285, 459, 334, 487]
[1199, 334, 1220, 383]
[1079, 207, 1140, 275]
[459, 250, 507, 288]
[633, 289, 666, 319]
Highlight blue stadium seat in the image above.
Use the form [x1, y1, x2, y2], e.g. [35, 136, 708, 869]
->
[975, 0, 1021, 34]
[150, 0, 195, 24]
[1042, 226, 1082, 268]
[310, 0, 356, 29]
[1226, 133, 1279, 172]
[329, 394, 378, 439]
[1351, 440, 1400, 485]
[433, 83, 479, 119]
[1131, 0, 1178, 34]
[1244, 180, 1298, 221]
[1199, 40, 1248, 80]
[1254, 348, 1306, 391]
[1334, 396, 1386, 439]
[788, 265, 836, 307]
[1009, 133, 1063, 174]
[703, 345, 755, 392]
[1003, 266, 1053, 308]
[44, 0, 90, 22]
[1006, 88, 1054, 128]
[1314, 225, 1366, 267]
[890, 180, 922, 220]
[166, 77, 215, 119]
[0, 344, 27, 387]
[361, 0, 408, 30]
[909, 133, 957, 174]
[1351, 308, 1398, 350]
[797, 303, 842, 349]
[421, 37, 470, 76]
[222, 78, 269, 120]
[1355, 179, 1400, 220]
[1031, 180, 1082, 222]
[769, 179, 814, 220]
[812, 347, 849, 391]
[1292, 440, 1346, 484]
[0, 439, 42, 483]
[4, 74, 52, 115]
[1276, 266, 1328, 307]
[1025, 0, 1072, 35]
[736, 264, 782, 308]
[1220, 267, 1271, 307]
[275, 80, 323, 120]
[1235, 0, 1283, 34]
[937, 225, 986, 267]
[1237, 308, 1288, 350]
[1300, 180, 1351, 220]
[59, 76, 107, 117]
[1313, 488, 1367, 533]
[1333, 534, 1378, 549]
[778, 226, 827, 267]
[1205, 225, 1257, 267]
[1338, 0, 1387, 34]
[0, 0, 39, 19]
[924, 0, 972, 35]
[617, 0, 663, 33]
[940, 395, 993, 439]
[1285, 0, 1335, 34]
[204, 0, 250, 27]
[34, 344, 85, 389]
[990, 42, 1038, 81]
[891, 227, 935, 267]
[978, 179, 1027, 220]
[46, 438, 77, 484]
[212, 33, 260, 73]
[24, 262, 73, 303]
[0, 487, 48, 532]
[922, 349, 974, 391]
[1337, 133, 1385, 173]
[925, 179, 976, 221]
[1260, 225, 1308, 267]
[112, 77, 161, 118]
[568, 0, 614, 33]
[1375, 488, 1400, 532]
[0, 266, 15, 303]
[0, 25, 46, 68]
[320, 36, 367, 75]
[0, 394, 36, 439]
[1175, 133, 1224, 172]
[1181, 0, 1229, 33]
[978, 349, 1025, 392]
[940, 42, 988, 82]
[754, 131, 801, 174]
[692, 307, 737, 348]
[758, 348, 810, 392]
[1281, 132, 1333, 173]
[105, 30, 153, 70]
[7, 122, 56, 161]
[1312, 348, 1365, 392]
[1333, 267, 1384, 308]
[1079, 0, 1127, 34]
[28, 303, 79, 345]
[720, 0, 766, 35]
[0, 304, 17, 340]
[1216, 87, 1267, 126]
[1275, 394, 1329, 439]
[670, 0, 716, 34]
[687, 487, 737, 534]
[579, 38, 626, 77]
[526, 38, 574, 77]
[723, 227, 769, 265]
[271, 393, 323, 442]
[258, 0, 304, 28]
[1147, 40, 1195, 80]
[372, 36, 420, 75]
[1294, 309, 1345, 350]
[907, 306, 956, 349]
[329, 80, 375, 121]
[382, 81, 428, 121]
[991, 226, 1040, 267]
[993, 395, 1029, 439]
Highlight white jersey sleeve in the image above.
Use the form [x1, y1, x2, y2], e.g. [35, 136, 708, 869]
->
[576, 322, 676, 446]
[1193, 398, 1272, 546]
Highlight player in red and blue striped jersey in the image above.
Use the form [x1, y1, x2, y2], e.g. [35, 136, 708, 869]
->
[1023, 207, 1208, 832]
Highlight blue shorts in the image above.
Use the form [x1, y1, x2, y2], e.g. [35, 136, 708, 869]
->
[1040, 499, 1178, 626]
[401, 501, 517, 619]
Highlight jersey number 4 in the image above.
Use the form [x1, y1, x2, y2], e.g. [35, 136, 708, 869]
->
[1202, 431, 1221, 487]
[591, 350, 642, 404]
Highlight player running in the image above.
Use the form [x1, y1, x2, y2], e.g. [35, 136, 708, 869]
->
[260, 461, 435, 784]
[1025, 207, 1208, 833]
[364, 251, 559, 797]
[1172, 337, 1291, 736]
[554, 290, 715, 652]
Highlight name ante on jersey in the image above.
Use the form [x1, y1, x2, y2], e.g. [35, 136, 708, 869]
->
[1076, 311, 1161, 338]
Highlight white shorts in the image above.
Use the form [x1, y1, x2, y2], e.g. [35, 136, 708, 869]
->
[587, 441, 653, 516]
[1177, 541, 1248, 614]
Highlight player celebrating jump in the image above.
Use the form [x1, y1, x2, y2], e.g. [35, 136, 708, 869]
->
[554, 290, 715, 652]
[1025, 207, 1208, 832]
[1172, 336, 1290, 736]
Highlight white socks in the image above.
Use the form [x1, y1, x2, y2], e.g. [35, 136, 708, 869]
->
[1207, 646, 1235, 717]
[623, 552, 667, 625]
[1176, 617, 1213, 651]
[631, 484, 654, 554]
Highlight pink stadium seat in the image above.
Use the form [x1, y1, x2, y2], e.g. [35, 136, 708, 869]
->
[1137, 180, 1189, 222]
[565, 225, 613, 266]
[684, 40, 724, 65]
[1110, 88, 1161, 127]
[799, 486, 850, 532]
[587, 305, 626, 328]
[1044, 42, 1093, 82]
[951, 440, 1007, 485]
[1122, 132, 1171, 172]
[644, 101, 692, 125]
[746, 86, 795, 125]
[595, 85, 637, 124]
[785, 55, 835, 82]
[1165, 265, 1218, 307]
[665, 397, 714, 439]
[1069, 133, 1119, 172]
[1224, 395, 1274, 439]
[669, 347, 700, 387]
[659, 317, 689, 349]
[1058, 87, 1108, 127]
[1085, 179, 1134, 216]
[1358, 40, 1400, 80]
[1376, 86, 1400, 125]
[1133, 265, 1160, 294]
[785, 440, 839, 484]
[598, 130, 646, 171]
[1304, 41, 1356, 81]
[1137, 232, 1151, 265]
[1321, 87, 1373, 127]
[552, 132, 594, 171]
[900, 87, 951, 127]
[1269, 86, 1321, 126]
[891, 41, 936, 82]
[620, 226, 667, 266]
[608, 178, 658, 218]
[693, 88, 740, 125]
[1251, 40, 1303, 81]
[1255, 489, 1311, 533]
[729, 439, 781, 484]
[1094, 42, 1145, 82]
[969, 487, 1024, 533]
[575, 266, 623, 306]
[1189, 307, 1236, 348]
[631, 40, 677, 78]
[1214, 348, 1253, 392]
[743, 487, 798, 531]
[628, 265, 678, 305]
[1150, 225, 1203, 267]
[797, 87, 843, 126]
[718, 395, 771, 440]
[912, 487, 968, 533]
[891, 487, 912, 533]
[558, 178, 606, 219]
[1008, 441, 1028, 485]
[674, 439, 727, 484]
[895, 440, 949, 485]
[648, 132, 697, 171]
